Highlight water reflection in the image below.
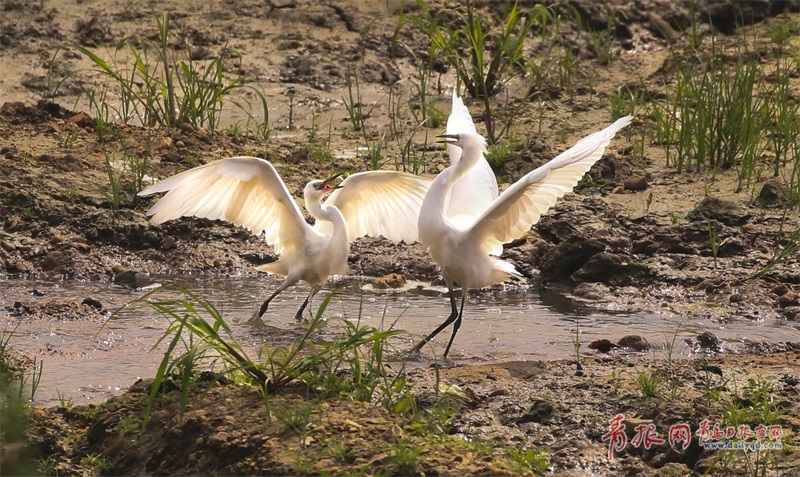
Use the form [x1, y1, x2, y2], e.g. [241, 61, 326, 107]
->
[2, 274, 799, 406]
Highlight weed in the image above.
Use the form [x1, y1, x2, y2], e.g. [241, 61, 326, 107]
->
[411, 0, 547, 141]
[388, 440, 422, 474]
[708, 220, 730, 270]
[610, 369, 624, 395]
[80, 453, 110, 475]
[273, 400, 316, 434]
[101, 148, 124, 221]
[485, 139, 515, 168]
[634, 369, 661, 397]
[54, 130, 79, 148]
[509, 446, 550, 474]
[571, 317, 582, 374]
[77, 12, 245, 130]
[746, 228, 799, 281]
[57, 390, 74, 408]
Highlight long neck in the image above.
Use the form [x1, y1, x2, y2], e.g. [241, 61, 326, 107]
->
[306, 193, 347, 233]
[419, 143, 484, 244]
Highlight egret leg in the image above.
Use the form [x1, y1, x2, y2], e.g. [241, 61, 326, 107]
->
[294, 288, 320, 322]
[442, 290, 468, 358]
[294, 295, 310, 322]
[412, 286, 460, 353]
[249, 277, 297, 322]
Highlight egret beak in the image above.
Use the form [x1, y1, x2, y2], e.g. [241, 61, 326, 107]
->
[320, 173, 343, 191]
[436, 134, 459, 144]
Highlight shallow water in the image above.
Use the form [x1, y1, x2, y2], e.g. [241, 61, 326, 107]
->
[3, 275, 799, 407]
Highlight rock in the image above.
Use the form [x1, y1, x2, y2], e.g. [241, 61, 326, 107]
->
[537, 236, 605, 284]
[81, 297, 103, 310]
[588, 339, 618, 353]
[777, 292, 800, 307]
[694, 331, 722, 351]
[686, 197, 749, 226]
[10, 261, 29, 273]
[623, 175, 648, 191]
[1, 240, 16, 251]
[770, 284, 790, 297]
[41, 251, 65, 271]
[618, 335, 650, 351]
[372, 273, 406, 289]
[113, 270, 153, 289]
[571, 253, 652, 287]
[110, 264, 128, 275]
[161, 236, 176, 250]
[175, 140, 186, 148]
[154, 137, 173, 151]
[756, 177, 788, 207]
[571, 282, 610, 300]
[518, 399, 554, 424]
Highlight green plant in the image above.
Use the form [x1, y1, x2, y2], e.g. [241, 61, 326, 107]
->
[508, 446, 550, 474]
[411, 0, 547, 141]
[388, 440, 423, 474]
[656, 34, 763, 189]
[57, 390, 74, 408]
[574, 7, 618, 65]
[101, 148, 124, 221]
[273, 400, 316, 434]
[634, 369, 661, 397]
[571, 317, 582, 374]
[708, 220, 730, 270]
[746, 228, 800, 280]
[610, 369, 624, 395]
[77, 12, 245, 130]
[485, 138, 515, 168]
[54, 130, 79, 148]
[80, 453, 110, 475]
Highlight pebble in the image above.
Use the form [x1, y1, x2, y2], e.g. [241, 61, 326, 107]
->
[175, 140, 186, 148]
[371, 273, 406, 289]
[623, 175, 648, 191]
[42, 251, 65, 271]
[81, 297, 103, 310]
[1, 240, 16, 251]
[161, 235, 176, 250]
[618, 335, 650, 351]
[12, 261, 29, 273]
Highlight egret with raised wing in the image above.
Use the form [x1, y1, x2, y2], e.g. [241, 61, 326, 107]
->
[138, 156, 432, 321]
[413, 116, 633, 357]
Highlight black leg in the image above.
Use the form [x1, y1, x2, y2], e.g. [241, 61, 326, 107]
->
[248, 278, 297, 322]
[442, 290, 467, 358]
[294, 295, 310, 322]
[412, 286, 460, 353]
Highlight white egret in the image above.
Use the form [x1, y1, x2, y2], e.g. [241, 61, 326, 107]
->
[414, 115, 633, 357]
[445, 90, 498, 224]
[138, 156, 432, 321]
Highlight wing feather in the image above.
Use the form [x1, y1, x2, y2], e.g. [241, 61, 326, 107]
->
[138, 156, 309, 255]
[318, 171, 432, 243]
[468, 116, 632, 254]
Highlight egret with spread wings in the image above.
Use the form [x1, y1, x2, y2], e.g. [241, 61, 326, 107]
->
[138, 156, 432, 321]
[414, 116, 633, 357]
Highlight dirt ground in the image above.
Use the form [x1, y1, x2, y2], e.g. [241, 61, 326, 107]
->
[2, 0, 800, 475]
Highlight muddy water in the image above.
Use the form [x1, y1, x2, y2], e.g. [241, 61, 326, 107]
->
[3, 275, 799, 407]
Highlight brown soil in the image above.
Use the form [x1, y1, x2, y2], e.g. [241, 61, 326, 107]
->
[2, 0, 800, 475]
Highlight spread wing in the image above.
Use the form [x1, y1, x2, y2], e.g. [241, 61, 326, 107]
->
[138, 156, 309, 255]
[317, 170, 432, 243]
[446, 89, 500, 234]
[468, 116, 633, 255]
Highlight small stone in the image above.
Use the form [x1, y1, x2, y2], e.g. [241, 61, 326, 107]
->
[81, 297, 103, 310]
[770, 284, 790, 297]
[618, 335, 650, 351]
[623, 175, 648, 191]
[695, 331, 721, 350]
[110, 264, 128, 275]
[175, 140, 186, 148]
[161, 235, 176, 250]
[372, 273, 406, 289]
[113, 270, 153, 289]
[588, 339, 618, 353]
[205, 258, 215, 267]
[30, 289, 45, 297]
[742, 223, 756, 232]
[41, 251, 65, 271]
[11, 261, 29, 273]
[1, 240, 16, 251]
[777, 292, 800, 307]
[154, 137, 173, 151]
[729, 294, 743, 303]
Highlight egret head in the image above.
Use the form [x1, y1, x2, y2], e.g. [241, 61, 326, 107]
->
[437, 131, 487, 153]
[305, 173, 343, 199]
